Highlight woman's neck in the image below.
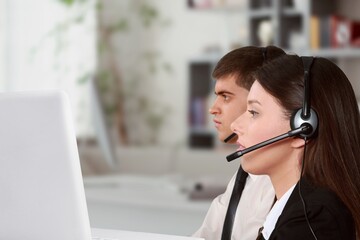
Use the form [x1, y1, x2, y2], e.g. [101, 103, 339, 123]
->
[270, 167, 301, 200]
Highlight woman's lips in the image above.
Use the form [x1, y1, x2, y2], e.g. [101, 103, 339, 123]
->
[236, 141, 246, 152]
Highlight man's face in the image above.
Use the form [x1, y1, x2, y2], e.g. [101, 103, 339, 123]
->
[209, 75, 249, 144]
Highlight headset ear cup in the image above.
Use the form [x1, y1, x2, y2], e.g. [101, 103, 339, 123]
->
[291, 108, 319, 138]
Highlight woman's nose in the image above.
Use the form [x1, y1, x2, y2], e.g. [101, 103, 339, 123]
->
[231, 114, 244, 135]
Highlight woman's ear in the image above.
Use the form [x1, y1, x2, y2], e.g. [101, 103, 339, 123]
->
[291, 137, 306, 149]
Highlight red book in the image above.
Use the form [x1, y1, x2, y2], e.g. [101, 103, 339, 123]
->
[330, 15, 360, 48]
[350, 20, 360, 47]
[330, 15, 351, 48]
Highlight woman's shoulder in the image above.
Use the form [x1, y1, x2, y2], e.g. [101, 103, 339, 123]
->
[279, 179, 351, 223]
[298, 179, 350, 217]
[273, 179, 355, 240]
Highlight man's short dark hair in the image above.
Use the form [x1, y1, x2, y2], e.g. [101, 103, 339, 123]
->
[212, 46, 286, 90]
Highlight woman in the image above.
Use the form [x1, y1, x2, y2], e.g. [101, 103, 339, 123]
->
[230, 54, 360, 239]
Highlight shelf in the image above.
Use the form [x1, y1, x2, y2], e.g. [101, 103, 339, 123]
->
[202, 6, 246, 12]
[188, 4, 246, 12]
[248, 8, 274, 18]
[282, 7, 303, 17]
[190, 48, 360, 64]
[303, 48, 360, 58]
[189, 53, 221, 64]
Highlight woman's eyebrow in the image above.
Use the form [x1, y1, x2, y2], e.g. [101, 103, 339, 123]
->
[248, 99, 262, 106]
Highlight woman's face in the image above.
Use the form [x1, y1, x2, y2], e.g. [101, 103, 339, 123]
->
[231, 80, 300, 176]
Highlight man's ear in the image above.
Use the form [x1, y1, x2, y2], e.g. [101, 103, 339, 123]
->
[291, 137, 306, 149]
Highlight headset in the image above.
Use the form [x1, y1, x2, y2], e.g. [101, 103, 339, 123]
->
[291, 56, 318, 139]
[296, 56, 319, 240]
[226, 56, 319, 239]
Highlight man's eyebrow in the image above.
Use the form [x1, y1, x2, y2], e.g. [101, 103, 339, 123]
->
[248, 99, 261, 105]
[215, 90, 235, 95]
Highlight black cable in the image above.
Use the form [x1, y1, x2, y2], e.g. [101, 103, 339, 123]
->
[298, 137, 318, 240]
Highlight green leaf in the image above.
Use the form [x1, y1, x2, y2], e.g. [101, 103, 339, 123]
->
[162, 62, 173, 73]
[138, 4, 159, 27]
[77, 72, 91, 84]
[96, 2, 103, 11]
[58, 0, 75, 7]
[113, 19, 128, 32]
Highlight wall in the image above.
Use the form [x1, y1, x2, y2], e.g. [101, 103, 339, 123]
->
[0, 0, 6, 89]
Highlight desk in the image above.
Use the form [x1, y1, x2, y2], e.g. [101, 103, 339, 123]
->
[91, 228, 204, 240]
[84, 174, 211, 236]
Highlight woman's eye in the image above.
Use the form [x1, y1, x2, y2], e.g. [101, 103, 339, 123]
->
[248, 110, 259, 117]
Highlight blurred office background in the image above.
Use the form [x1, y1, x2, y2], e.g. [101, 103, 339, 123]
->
[1, 0, 360, 236]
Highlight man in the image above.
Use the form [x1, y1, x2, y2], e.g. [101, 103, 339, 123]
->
[192, 46, 285, 240]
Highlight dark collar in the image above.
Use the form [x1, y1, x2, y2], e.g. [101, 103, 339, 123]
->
[282, 178, 316, 214]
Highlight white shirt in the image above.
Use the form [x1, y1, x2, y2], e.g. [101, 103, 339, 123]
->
[192, 169, 275, 240]
[262, 184, 296, 239]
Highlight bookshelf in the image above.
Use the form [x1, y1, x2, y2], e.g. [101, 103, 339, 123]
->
[188, 0, 360, 56]
[247, 0, 360, 56]
[187, 0, 360, 148]
[187, 60, 216, 148]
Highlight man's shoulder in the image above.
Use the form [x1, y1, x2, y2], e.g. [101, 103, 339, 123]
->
[247, 174, 272, 187]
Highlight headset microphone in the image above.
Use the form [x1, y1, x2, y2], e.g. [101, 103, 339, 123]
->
[224, 133, 237, 143]
[226, 125, 310, 162]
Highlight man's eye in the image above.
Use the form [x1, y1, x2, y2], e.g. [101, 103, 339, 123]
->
[222, 95, 229, 101]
